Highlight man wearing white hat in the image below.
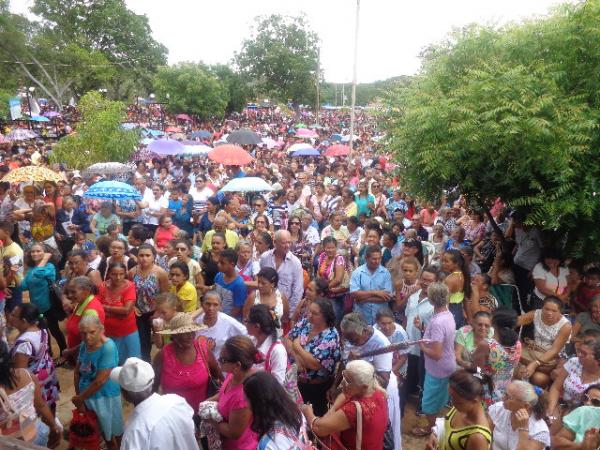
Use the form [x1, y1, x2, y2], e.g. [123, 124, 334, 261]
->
[111, 357, 199, 450]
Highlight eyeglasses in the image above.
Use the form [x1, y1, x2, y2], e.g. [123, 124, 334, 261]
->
[585, 394, 600, 407]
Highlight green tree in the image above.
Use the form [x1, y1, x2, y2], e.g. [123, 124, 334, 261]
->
[31, 0, 168, 99]
[235, 14, 320, 104]
[385, 2, 600, 258]
[209, 64, 250, 114]
[152, 63, 229, 120]
[50, 91, 138, 168]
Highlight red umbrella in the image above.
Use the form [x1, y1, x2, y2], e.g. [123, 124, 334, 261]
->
[324, 144, 350, 157]
[208, 144, 254, 166]
[165, 126, 182, 133]
[176, 114, 192, 121]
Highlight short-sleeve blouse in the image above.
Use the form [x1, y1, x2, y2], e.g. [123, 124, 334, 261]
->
[288, 317, 341, 383]
[533, 309, 569, 351]
[562, 356, 600, 404]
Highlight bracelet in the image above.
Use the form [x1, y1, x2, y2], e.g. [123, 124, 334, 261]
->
[311, 417, 320, 429]
[534, 360, 541, 367]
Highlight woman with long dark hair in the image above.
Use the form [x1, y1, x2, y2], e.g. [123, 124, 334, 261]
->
[243, 371, 310, 449]
[442, 249, 472, 328]
[0, 341, 61, 447]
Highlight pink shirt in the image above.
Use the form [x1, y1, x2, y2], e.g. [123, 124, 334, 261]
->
[217, 374, 259, 450]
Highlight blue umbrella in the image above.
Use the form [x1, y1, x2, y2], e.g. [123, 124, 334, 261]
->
[121, 123, 138, 130]
[330, 134, 343, 142]
[292, 148, 320, 157]
[30, 115, 50, 122]
[191, 130, 212, 139]
[146, 129, 165, 137]
[84, 181, 141, 200]
[147, 139, 185, 155]
[141, 137, 154, 145]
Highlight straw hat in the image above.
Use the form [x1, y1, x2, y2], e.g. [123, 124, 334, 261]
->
[156, 312, 205, 335]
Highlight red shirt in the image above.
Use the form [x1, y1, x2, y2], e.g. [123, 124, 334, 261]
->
[97, 281, 137, 337]
[333, 390, 388, 450]
[66, 295, 105, 348]
[574, 285, 600, 314]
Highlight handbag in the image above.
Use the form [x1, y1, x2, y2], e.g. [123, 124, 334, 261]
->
[265, 340, 303, 404]
[329, 400, 363, 450]
[198, 337, 221, 397]
[68, 408, 101, 450]
[319, 253, 350, 294]
[47, 279, 67, 321]
[0, 383, 37, 442]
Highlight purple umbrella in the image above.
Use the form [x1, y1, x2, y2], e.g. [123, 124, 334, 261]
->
[43, 111, 61, 118]
[147, 139, 185, 156]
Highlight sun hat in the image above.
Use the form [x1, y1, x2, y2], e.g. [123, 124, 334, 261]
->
[110, 357, 154, 392]
[156, 312, 205, 335]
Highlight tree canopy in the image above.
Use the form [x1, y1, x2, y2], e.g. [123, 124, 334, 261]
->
[50, 91, 138, 168]
[152, 63, 229, 120]
[384, 0, 600, 258]
[235, 14, 320, 105]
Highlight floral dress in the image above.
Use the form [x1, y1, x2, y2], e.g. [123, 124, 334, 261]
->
[562, 357, 600, 405]
[288, 317, 341, 383]
[482, 337, 522, 405]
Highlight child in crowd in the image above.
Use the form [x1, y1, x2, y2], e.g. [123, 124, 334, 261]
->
[214, 249, 247, 320]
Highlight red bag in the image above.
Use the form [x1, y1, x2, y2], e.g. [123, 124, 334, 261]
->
[69, 408, 101, 450]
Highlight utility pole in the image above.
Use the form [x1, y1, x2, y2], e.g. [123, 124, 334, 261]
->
[315, 48, 321, 125]
[348, 0, 360, 158]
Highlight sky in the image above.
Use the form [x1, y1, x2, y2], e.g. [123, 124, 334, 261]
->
[11, 0, 572, 83]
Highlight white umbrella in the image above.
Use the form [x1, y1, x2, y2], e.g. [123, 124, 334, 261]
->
[183, 145, 212, 156]
[220, 177, 273, 193]
[287, 143, 314, 153]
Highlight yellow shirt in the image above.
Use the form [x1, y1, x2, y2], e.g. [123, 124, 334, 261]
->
[201, 229, 239, 253]
[170, 281, 198, 312]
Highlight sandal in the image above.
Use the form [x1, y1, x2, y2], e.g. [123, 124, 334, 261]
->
[412, 426, 431, 437]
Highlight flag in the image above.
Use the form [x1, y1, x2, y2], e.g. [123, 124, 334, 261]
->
[28, 96, 40, 116]
[9, 97, 22, 120]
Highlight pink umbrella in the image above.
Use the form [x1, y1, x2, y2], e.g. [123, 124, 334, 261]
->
[324, 144, 350, 157]
[296, 128, 318, 139]
[208, 144, 253, 166]
[176, 114, 192, 121]
[165, 126, 182, 133]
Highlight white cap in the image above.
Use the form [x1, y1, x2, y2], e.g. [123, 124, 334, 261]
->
[110, 357, 154, 393]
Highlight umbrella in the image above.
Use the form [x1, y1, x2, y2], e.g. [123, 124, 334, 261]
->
[145, 129, 164, 137]
[121, 123, 138, 130]
[287, 143, 314, 154]
[130, 148, 160, 162]
[176, 114, 192, 121]
[43, 111, 61, 118]
[220, 177, 273, 193]
[294, 123, 307, 129]
[84, 162, 134, 177]
[330, 134, 343, 142]
[171, 133, 186, 141]
[29, 115, 50, 122]
[84, 180, 142, 200]
[191, 130, 212, 139]
[341, 134, 360, 142]
[208, 144, 253, 166]
[141, 137, 154, 145]
[226, 129, 262, 146]
[324, 144, 350, 157]
[292, 148, 320, 157]
[295, 128, 318, 139]
[2, 166, 64, 183]
[309, 123, 325, 129]
[261, 137, 279, 149]
[147, 139, 185, 156]
[183, 145, 212, 156]
[165, 126, 182, 133]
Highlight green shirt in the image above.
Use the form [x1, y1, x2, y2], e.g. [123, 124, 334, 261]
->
[564, 405, 600, 442]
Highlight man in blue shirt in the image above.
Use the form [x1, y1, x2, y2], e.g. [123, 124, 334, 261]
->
[349, 245, 394, 325]
[214, 249, 247, 320]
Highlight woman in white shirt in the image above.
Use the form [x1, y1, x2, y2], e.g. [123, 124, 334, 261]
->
[195, 291, 246, 358]
[188, 175, 214, 214]
[488, 380, 550, 450]
[531, 248, 569, 309]
[246, 304, 287, 385]
[142, 184, 168, 234]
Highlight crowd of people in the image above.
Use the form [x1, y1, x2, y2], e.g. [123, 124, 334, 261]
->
[0, 105, 599, 450]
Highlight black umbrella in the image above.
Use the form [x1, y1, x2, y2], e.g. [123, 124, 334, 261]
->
[226, 128, 262, 146]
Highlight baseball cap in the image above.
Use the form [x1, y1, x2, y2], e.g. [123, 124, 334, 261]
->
[110, 357, 155, 392]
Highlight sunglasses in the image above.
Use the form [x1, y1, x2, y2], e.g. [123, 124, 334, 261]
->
[585, 394, 600, 407]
